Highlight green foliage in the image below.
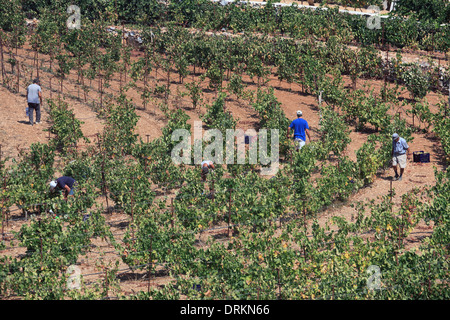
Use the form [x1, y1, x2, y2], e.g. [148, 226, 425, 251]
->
[118, 211, 196, 273]
[422, 168, 450, 250]
[341, 88, 391, 132]
[47, 99, 88, 155]
[202, 92, 237, 133]
[356, 139, 382, 185]
[106, 160, 155, 217]
[319, 106, 352, 157]
[132, 108, 190, 188]
[405, 98, 434, 132]
[63, 157, 94, 184]
[0, 0, 26, 41]
[102, 95, 139, 157]
[0, 208, 113, 299]
[183, 79, 203, 109]
[432, 99, 450, 161]
[253, 87, 290, 157]
[401, 65, 431, 100]
[393, 0, 450, 25]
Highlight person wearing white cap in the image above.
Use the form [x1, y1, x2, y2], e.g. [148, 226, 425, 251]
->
[50, 176, 76, 200]
[391, 133, 410, 181]
[201, 160, 215, 182]
[287, 110, 311, 150]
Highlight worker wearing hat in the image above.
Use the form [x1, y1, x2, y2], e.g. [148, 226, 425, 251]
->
[391, 133, 410, 181]
[201, 160, 215, 182]
[50, 176, 76, 200]
[287, 110, 311, 150]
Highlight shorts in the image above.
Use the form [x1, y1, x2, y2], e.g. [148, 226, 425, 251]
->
[294, 138, 306, 150]
[392, 154, 407, 169]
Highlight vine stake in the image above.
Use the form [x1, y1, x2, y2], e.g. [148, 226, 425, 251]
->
[171, 198, 174, 230]
[148, 234, 153, 293]
[227, 188, 232, 238]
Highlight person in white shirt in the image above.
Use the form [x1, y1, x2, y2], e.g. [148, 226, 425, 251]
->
[26, 78, 43, 126]
[391, 133, 410, 181]
[201, 160, 215, 182]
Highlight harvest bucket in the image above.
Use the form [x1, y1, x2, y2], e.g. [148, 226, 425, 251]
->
[413, 151, 430, 163]
[244, 135, 257, 144]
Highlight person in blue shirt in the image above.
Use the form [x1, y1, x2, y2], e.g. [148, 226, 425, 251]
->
[391, 133, 410, 181]
[49, 176, 76, 200]
[287, 110, 311, 150]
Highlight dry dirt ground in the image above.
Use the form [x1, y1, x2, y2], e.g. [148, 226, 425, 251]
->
[0, 33, 448, 297]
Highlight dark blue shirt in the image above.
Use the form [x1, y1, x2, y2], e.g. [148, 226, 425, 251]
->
[289, 118, 309, 141]
[57, 176, 75, 189]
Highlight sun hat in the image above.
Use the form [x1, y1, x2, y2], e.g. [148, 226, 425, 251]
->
[49, 181, 57, 189]
[392, 133, 399, 140]
[297, 110, 302, 116]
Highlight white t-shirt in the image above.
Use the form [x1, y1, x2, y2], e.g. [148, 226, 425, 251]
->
[27, 83, 42, 104]
[201, 160, 213, 167]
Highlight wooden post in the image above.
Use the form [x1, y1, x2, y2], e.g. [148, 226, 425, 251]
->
[102, 162, 109, 213]
[211, 177, 215, 202]
[277, 268, 281, 300]
[1, 175, 6, 241]
[1, 207, 4, 242]
[104, 268, 109, 297]
[81, 66, 86, 103]
[227, 188, 232, 237]
[144, 50, 148, 110]
[171, 198, 174, 230]
[165, 62, 170, 105]
[38, 218, 43, 262]
[303, 206, 307, 230]
[16, 59, 20, 93]
[99, 74, 103, 109]
[390, 180, 393, 201]
[124, 60, 127, 84]
[35, 50, 39, 79]
[447, 86, 449, 118]
[49, 58, 53, 99]
[59, 67, 63, 102]
[72, 113, 77, 150]
[398, 219, 403, 249]
[147, 234, 153, 293]
[3, 175, 7, 229]
[130, 175, 135, 223]
[0, 30, 4, 83]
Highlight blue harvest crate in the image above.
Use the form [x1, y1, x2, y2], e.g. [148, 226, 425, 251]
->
[413, 151, 430, 163]
[244, 135, 257, 145]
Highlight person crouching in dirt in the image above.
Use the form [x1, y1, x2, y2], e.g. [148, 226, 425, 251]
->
[201, 160, 215, 182]
[50, 176, 77, 201]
